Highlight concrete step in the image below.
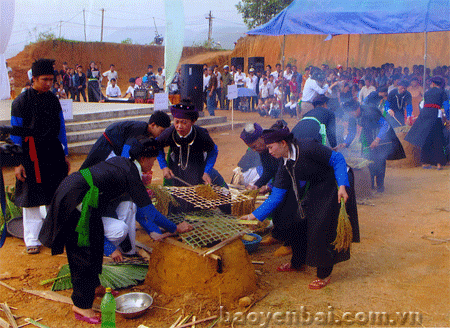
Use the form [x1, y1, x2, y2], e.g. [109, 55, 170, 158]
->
[68, 121, 247, 154]
[68, 106, 154, 122]
[65, 114, 227, 133]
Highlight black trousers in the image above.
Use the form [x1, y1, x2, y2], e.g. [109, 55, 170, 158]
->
[289, 219, 333, 279]
[80, 136, 114, 170]
[369, 151, 388, 188]
[76, 87, 87, 102]
[65, 209, 104, 309]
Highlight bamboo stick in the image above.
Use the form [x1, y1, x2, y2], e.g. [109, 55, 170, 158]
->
[17, 318, 42, 328]
[169, 315, 182, 328]
[176, 316, 218, 328]
[0, 303, 18, 328]
[0, 281, 16, 292]
[23, 319, 51, 328]
[0, 317, 9, 328]
[177, 314, 192, 327]
[199, 232, 246, 256]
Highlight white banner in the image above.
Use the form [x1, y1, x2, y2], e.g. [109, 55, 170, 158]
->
[154, 93, 169, 111]
[60, 99, 73, 121]
[227, 85, 238, 100]
[0, 0, 15, 100]
[164, 0, 185, 93]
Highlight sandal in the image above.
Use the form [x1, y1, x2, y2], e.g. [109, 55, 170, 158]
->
[308, 277, 331, 289]
[26, 246, 40, 254]
[276, 263, 304, 272]
[74, 312, 101, 324]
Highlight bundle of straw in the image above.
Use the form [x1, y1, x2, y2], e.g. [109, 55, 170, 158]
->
[332, 198, 353, 252]
[147, 184, 178, 215]
[231, 189, 258, 217]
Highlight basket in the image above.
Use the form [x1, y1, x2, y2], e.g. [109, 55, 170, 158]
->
[6, 216, 23, 239]
[242, 233, 262, 253]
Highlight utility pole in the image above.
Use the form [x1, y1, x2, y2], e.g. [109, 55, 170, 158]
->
[59, 20, 62, 38]
[100, 8, 105, 42]
[205, 11, 214, 46]
[83, 9, 86, 42]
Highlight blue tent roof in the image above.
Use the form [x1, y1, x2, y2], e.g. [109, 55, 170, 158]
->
[248, 0, 450, 36]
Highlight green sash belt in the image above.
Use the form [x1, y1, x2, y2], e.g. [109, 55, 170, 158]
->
[301, 116, 327, 145]
[75, 168, 99, 247]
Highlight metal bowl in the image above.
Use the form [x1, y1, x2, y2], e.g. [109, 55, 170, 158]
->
[115, 292, 153, 319]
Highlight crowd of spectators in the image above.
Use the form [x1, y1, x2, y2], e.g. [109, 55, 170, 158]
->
[9, 60, 450, 122]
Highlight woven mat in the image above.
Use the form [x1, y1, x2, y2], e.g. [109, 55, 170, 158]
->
[165, 185, 253, 210]
[168, 209, 249, 248]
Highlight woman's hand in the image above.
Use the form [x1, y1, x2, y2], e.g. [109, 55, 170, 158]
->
[15, 165, 26, 182]
[239, 213, 257, 221]
[162, 167, 174, 179]
[202, 172, 212, 185]
[246, 184, 258, 190]
[176, 221, 193, 233]
[110, 249, 123, 262]
[150, 231, 175, 241]
[369, 137, 381, 149]
[338, 185, 349, 203]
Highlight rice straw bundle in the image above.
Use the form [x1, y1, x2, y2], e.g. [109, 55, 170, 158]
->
[332, 198, 353, 252]
[194, 184, 219, 200]
[232, 189, 258, 217]
[147, 184, 178, 215]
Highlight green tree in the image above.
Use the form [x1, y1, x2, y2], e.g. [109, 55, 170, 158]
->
[121, 38, 133, 44]
[236, 0, 294, 29]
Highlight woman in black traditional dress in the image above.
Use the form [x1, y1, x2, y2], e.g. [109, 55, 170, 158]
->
[39, 139, 192, 324]
[405, 76, 449, 169]
[241, 122, 359, 289]
[157, 100, 228, 213]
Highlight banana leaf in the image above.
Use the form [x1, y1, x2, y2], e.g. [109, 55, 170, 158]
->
[0, 186, 22, 235]
[45, 263, 149, 291]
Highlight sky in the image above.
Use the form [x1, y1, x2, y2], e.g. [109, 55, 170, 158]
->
[6, 0, 248, 58]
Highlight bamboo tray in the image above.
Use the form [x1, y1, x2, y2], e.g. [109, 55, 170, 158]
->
[165, 185, 254, 210]
[169, 209, 249, 249]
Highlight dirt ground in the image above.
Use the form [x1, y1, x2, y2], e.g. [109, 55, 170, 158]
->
[0, 110, 449, 328]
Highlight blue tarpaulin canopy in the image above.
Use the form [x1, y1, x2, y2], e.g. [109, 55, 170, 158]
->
[248, 0, 450, 36]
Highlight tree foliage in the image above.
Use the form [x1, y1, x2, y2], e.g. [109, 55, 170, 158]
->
[236, 0, 294, 29]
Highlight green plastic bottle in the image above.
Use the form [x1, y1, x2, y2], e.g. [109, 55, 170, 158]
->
[100, 287, 116, 328]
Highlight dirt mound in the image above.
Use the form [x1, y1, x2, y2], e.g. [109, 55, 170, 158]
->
[145, 239, 257, 307]
[7, 40, 228, 92]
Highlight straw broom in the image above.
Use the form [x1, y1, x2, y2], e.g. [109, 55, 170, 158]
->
[332, 198, 352, 252]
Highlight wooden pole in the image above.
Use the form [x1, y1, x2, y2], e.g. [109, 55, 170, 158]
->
[280, 35, 286, 118]
[346, 34, 350, 69]
[83, 9, 86, 42]
[423, 31, 428, 92]
[100, 8, 104, 42]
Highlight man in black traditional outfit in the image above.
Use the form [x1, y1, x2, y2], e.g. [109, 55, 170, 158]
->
[405, 76, 449, 169]
[291, 95, 337, 148]
[11, 58, 70, 254]
[239, 123, 280, 192]
[39, 138, 192, 324]
[157, 100, 226, 213]
[240, 122, 290, 253]
[80, 110, 171, 170]
[241, 122, 359, 289]
[385, 80, 413, 127]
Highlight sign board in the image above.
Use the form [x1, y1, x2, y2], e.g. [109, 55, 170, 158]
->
[227, 85, 238, 100]
[60, 99, 73, 120]
[154, 93, 169, 111]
